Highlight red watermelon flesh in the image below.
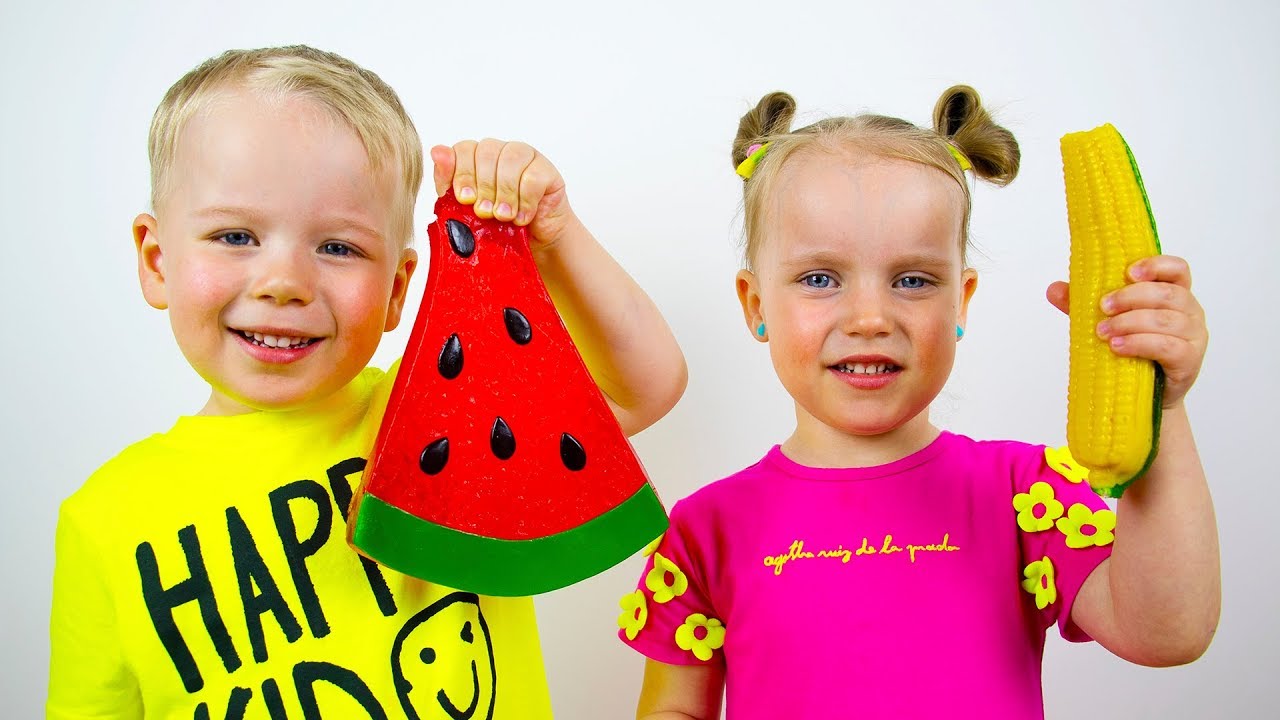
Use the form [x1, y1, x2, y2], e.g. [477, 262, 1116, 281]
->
[348, 191, 667, 596]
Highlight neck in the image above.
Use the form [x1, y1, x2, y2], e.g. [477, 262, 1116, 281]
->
[781, 409, 940, 469]
[198, 380, 360, 418]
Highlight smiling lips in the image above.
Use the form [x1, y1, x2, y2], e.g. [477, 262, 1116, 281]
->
[830, 356, 902, 389]
[231, 328, 321, 363]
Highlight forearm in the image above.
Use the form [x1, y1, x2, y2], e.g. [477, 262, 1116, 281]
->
[636, 659, 723, 720]
[533, 218, 687, 436]
[1106, 402, 1220, 661]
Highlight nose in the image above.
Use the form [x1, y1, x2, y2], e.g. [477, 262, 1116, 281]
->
[250, 244, 314, 306]
[841, 282, 893, 337]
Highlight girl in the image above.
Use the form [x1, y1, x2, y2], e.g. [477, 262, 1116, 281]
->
[616, 86, 1219, 719]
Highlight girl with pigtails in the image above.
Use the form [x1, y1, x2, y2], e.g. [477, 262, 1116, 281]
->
[616, 86, 1219, 719]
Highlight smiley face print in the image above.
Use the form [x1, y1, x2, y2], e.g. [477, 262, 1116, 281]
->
[391, 592, 496, 720]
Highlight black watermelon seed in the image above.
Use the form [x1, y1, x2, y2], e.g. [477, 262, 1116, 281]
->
[503, 307, 533, 345]
[438, 334, 463, 379]
[490, 417, 516, 460]
[420, 438, 449, 475]
[445, 219, 475, 258]
[560, 433, 587, 471]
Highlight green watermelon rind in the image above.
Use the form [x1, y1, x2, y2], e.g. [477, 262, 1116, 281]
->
[352, 483, 668, 596]
[1094, 128, 1163, 499]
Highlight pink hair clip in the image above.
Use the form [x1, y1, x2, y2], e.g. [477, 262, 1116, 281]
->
[736, 142, 771, 180]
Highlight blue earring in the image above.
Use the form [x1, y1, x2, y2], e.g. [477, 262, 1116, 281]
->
[756, 323, 767, 338]
[956, 325, 965, 340]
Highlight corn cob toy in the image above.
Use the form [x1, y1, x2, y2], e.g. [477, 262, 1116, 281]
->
[1060, 123, 1164, 498]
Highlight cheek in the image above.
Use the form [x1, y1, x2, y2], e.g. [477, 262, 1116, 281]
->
[766, 302, 829, 368]
[772, 299, 825, 340]
[334, 271, 396, 335]
[168, 262, 239, 320]
[915, 316, 958, 372]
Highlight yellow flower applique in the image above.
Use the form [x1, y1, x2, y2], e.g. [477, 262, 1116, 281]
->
[646, 552, 689, 604]
[1044, 445, 1090, 484]
[641, 533, 665, 557]
[1013, 481, 1064, 533]
[1021, 556, 1058, 609]
[617, 590, 648, 641]
[675, 613, 726, 661]
[1056, 503, 1117, 548]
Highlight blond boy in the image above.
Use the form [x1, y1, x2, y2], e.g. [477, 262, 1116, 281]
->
[48, 45, 686, 719]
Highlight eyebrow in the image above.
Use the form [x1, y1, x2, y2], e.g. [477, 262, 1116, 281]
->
[889, 251, 957, 269]
[779, 251, 852, 270]
[780, 249, 956, 271]
[193, 206, 384, 241]
[193, 206, 269, 224]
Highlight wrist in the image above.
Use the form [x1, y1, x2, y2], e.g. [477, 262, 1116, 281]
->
[532, 214, 588, 264]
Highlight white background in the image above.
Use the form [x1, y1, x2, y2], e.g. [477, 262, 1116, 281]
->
[3, 1, 1276, 717]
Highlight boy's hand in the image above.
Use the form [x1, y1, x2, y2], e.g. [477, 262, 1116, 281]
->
[431, 140, 578, 250]
[1046, 255, 1208, 409]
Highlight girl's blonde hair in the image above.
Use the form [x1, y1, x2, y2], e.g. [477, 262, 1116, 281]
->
[732, 85, 1020, 268]
[148, 45, 423, 248]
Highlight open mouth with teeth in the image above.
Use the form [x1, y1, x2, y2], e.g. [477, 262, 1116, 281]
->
[832, 362, 901, 375]
[233, 329, 318, 349]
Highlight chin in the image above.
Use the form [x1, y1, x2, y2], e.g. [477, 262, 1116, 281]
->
[825, 409, 923, 439]
[208, 383, 329, 415]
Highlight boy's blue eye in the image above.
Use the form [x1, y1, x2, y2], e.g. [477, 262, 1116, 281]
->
[320, 242, 354, 256]
[896, 276, 929, 290]
[802, 274, 833, 289]
[219, 231, 254, 246]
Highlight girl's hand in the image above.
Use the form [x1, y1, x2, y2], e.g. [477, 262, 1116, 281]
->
[431, 139, 578, 250]
[1046, 255, 1207, 409]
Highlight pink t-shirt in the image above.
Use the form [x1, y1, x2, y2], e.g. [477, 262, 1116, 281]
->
[618, 432, 1115, 719]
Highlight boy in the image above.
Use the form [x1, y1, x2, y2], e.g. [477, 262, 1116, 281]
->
[48, 45, 686, 719]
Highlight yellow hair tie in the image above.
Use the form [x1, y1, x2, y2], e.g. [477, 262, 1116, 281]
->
[947, 144, 973, 172]
[736, 142, 770, 180]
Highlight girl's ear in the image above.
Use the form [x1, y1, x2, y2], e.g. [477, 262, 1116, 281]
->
[383, 248, 419, 332]
[134, 214, 168, 310]
[957, 268, 979, 330]
[736, 269, 767, 342]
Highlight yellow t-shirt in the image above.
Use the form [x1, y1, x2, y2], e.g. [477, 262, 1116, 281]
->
[48, 367, 553, 720]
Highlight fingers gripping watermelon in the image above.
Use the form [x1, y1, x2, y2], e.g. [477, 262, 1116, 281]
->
[348, 191, 668, 596]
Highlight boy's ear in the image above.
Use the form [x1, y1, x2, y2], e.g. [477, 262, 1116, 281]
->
[383, 247, 419, 331]
[133, 213, 168, 310]
[957, 268, 979, 332]
[735, 269, 767, 342]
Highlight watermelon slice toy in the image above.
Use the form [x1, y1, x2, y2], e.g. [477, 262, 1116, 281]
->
[348, 191, 668, 596]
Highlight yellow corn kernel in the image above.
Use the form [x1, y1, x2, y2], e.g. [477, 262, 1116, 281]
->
[1061, 124, 1163, 498]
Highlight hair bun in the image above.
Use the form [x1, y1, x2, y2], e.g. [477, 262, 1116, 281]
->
[733, 91, 797, 169]
[931, 85, 1020, 186]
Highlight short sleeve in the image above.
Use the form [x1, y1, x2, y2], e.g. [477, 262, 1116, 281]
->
[616, 500, 725, 666]
[47, 501, 142, 720]
[1013, 445, 1116, 642]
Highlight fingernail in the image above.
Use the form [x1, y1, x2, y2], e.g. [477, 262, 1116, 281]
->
[1110, 336, 1126, 349]
[459, 186, 476, 202]
[1101, 294, 1115, 313]
[515, 211, 531, 225]
[1128, 264, 1148, 281]
[496, 202, 513, 220]
[477, 199, 493, 215]
[1096, 321, 1111, 338]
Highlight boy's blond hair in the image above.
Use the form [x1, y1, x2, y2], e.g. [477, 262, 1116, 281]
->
[148, 45, 423, 248]
[732, 86, 1021, 268]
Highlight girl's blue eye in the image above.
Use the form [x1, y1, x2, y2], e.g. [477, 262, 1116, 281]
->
[803, 274, 833, 289]
[896, 276, 929, 290]
[219, 231, 254, 246]
[320, 242, 354, 257]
